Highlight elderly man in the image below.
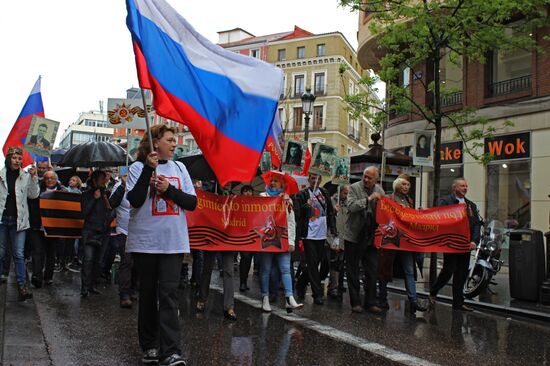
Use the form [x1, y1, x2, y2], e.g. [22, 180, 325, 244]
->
[30, 171, 67, 288]
[429, 178, 481, 312]
[344, 166, 385, 313]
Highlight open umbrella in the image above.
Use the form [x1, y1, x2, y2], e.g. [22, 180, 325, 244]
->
[50, 148, 67, 165]
[178, 149, 217, 182]
[59, 141, 131, 168]
[261, 170, 299, 195]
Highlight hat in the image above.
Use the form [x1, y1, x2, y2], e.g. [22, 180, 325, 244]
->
[6, 146, 23, 156]
[261, 170, 299, 195]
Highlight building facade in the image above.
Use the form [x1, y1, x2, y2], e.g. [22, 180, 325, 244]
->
[59, 110, 113, 149]
[219, 26, 378, 156]
[357, 10, 550, 233]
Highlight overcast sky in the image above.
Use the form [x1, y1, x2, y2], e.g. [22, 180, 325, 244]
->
[0, 0, 361, 156]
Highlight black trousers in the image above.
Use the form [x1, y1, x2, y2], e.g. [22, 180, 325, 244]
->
[30, 230, 56, 282]
[199, 251, 234, 310]
[344, 241, 378, 308]
[298, 239, 326, 299]
[115, 234, 136, 299]
[133, 253, 183, 358]
[430, 252, 470, 308]
[239, 252, 254, 285]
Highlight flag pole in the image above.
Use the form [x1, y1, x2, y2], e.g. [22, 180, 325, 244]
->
[140, 89, 154, 154]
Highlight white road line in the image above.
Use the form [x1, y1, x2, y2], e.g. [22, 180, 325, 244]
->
[210, 285, 439, 366]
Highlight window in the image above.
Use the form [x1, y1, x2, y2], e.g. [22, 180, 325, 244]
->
[399, 67, 411, 87]
[250, 48, 260, 59]
[278, 108, 284, 125]
[294, 75, 305, 97]
[293, 107, 303, 130]
[427, 166, 463, 208]
[72, 132, 94, 145]
[297, 46, 305, 59]
[277, 49, 286, 61]
[487, 23, 532, 96]
[317, 44, 326, 57]
[313, 106, 323, 130]
[314, 72, 325, 94]
[487, 160, 530, 229]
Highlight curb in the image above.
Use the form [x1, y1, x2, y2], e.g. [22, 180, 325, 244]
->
[388, 285, 550, 323]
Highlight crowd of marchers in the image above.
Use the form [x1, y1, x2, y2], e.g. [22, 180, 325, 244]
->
[0, 126, 481, 366]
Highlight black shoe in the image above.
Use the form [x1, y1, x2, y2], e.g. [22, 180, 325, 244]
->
[142, 348, 159, 364]
[313, 297, 324, 305]
[81, 291, 89, 297]
[18, 285, 33, 301]
[159, 353, 186, 366]
[44, 279, 53, 286]
[379, 301, 390, 310]
[239, 283, 248, 292]
[88, 287, 101, 295]
[224, 308, 237, 321]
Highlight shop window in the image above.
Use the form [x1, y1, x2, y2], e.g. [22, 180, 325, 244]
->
[427, 166, 464, 207]
[486, 160, 530, 229]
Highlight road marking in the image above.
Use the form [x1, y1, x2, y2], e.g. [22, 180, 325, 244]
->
[210, 285, 439, 366]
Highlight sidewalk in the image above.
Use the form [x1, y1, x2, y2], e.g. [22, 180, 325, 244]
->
[0, 275, 51, 366]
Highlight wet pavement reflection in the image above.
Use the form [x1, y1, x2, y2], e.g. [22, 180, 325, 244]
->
[19, 270, 550, 365]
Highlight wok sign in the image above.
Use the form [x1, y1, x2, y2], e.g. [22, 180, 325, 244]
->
[484, 132, 530, 161]
[186, 191, 289, 252]
[374, 197, 471, 253]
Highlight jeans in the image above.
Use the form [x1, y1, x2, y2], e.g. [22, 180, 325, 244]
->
[259, 252, 293, 297]
[0, 216, 28, 285]
[81, 235, 109, 292]
[378, 251, 417, 303]
[133, 253, 183, 359]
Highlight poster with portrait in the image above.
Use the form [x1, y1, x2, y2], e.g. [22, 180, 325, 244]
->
[331, 156, 350, 185]
[310, 143, 336, 176]
[24, 116, 60, 157]
[281, 140, 306, 173]
[413, 130, 435, 167]
[127, 135, 142, 160]
[173, 144, 188, 160]
[260, 152, 272, 173]
[107, 98, 151, 129]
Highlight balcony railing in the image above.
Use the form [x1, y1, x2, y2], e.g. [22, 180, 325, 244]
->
[488, 75, 531, 97]
[426, 91, 463, 108]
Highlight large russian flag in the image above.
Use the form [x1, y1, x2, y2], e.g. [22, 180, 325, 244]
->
[126, 0, 283, 186]
[265, 113, 284, 168]
[2, 77, 48, 167]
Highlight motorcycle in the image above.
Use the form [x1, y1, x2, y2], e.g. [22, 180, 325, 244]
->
[463, 220, 505, 299]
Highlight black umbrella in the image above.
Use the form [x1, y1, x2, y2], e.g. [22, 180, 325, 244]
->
[50, 148, 67, 165]
[59, 141, 131, 168]
[177, 149, 217, 182]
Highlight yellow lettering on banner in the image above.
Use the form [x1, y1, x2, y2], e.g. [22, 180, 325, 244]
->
[220, 217, 247, 227]
[409, 222, 439, 232]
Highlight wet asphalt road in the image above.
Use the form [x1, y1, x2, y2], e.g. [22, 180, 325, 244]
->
[3, 269, 550, 365]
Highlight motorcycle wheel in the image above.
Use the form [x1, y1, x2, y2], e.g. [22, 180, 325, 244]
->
[463, 265, 490, 299]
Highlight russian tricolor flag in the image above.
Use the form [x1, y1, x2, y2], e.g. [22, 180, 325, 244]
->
[2, 77, 48, 167]
[126, 0, 283, 186]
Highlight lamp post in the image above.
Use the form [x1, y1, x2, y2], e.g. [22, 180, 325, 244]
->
[301, 87, 316, 142]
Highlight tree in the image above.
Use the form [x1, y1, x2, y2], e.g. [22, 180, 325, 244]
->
[339, 0, 548, 206]
[339, 0, 549, 282]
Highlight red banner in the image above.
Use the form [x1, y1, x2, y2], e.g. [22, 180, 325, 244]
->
[374, 197, 471, 253]
[187, 191, 289, 252]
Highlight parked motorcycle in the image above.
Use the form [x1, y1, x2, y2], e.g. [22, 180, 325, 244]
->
[463, 220, 505, 299]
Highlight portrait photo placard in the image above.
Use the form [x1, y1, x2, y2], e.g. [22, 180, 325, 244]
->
[173, 144, 188, 160]
[260, 151, 272, 173]
[310, 143, 336, 176]
[331, 156, 350, 185]
[24, 116, 60, 157]
[281, 140, 306, 173]
[413, 130, 435, 167]
[127, 135, 142, 160]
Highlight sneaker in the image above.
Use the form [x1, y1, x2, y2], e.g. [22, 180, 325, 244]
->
[159, 353, 186, 366]
[68, 263, 81, 273]
[142, 348, 159, 364]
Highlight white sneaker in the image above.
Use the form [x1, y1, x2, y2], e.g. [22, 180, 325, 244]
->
[262, 296, 271, 312]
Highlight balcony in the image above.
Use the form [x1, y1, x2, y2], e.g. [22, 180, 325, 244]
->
[488, 75, 531, 97]
[426, 91, 463, 108]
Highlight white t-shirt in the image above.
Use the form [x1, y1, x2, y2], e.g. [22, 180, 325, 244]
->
[307, 188, 327, 240]
[126, 160, 196, 254]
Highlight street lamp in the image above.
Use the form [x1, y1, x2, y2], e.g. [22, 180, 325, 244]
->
[301, 87, 316, 142]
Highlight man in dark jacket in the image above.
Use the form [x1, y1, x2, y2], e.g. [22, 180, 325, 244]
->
[429, 178, 481, 312]
[294, 173, 336, 305]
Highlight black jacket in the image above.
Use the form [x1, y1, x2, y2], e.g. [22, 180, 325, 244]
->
[81, 187, 117, 235]
[293, 186, 336, 240]
[439, 193, 481, 244]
